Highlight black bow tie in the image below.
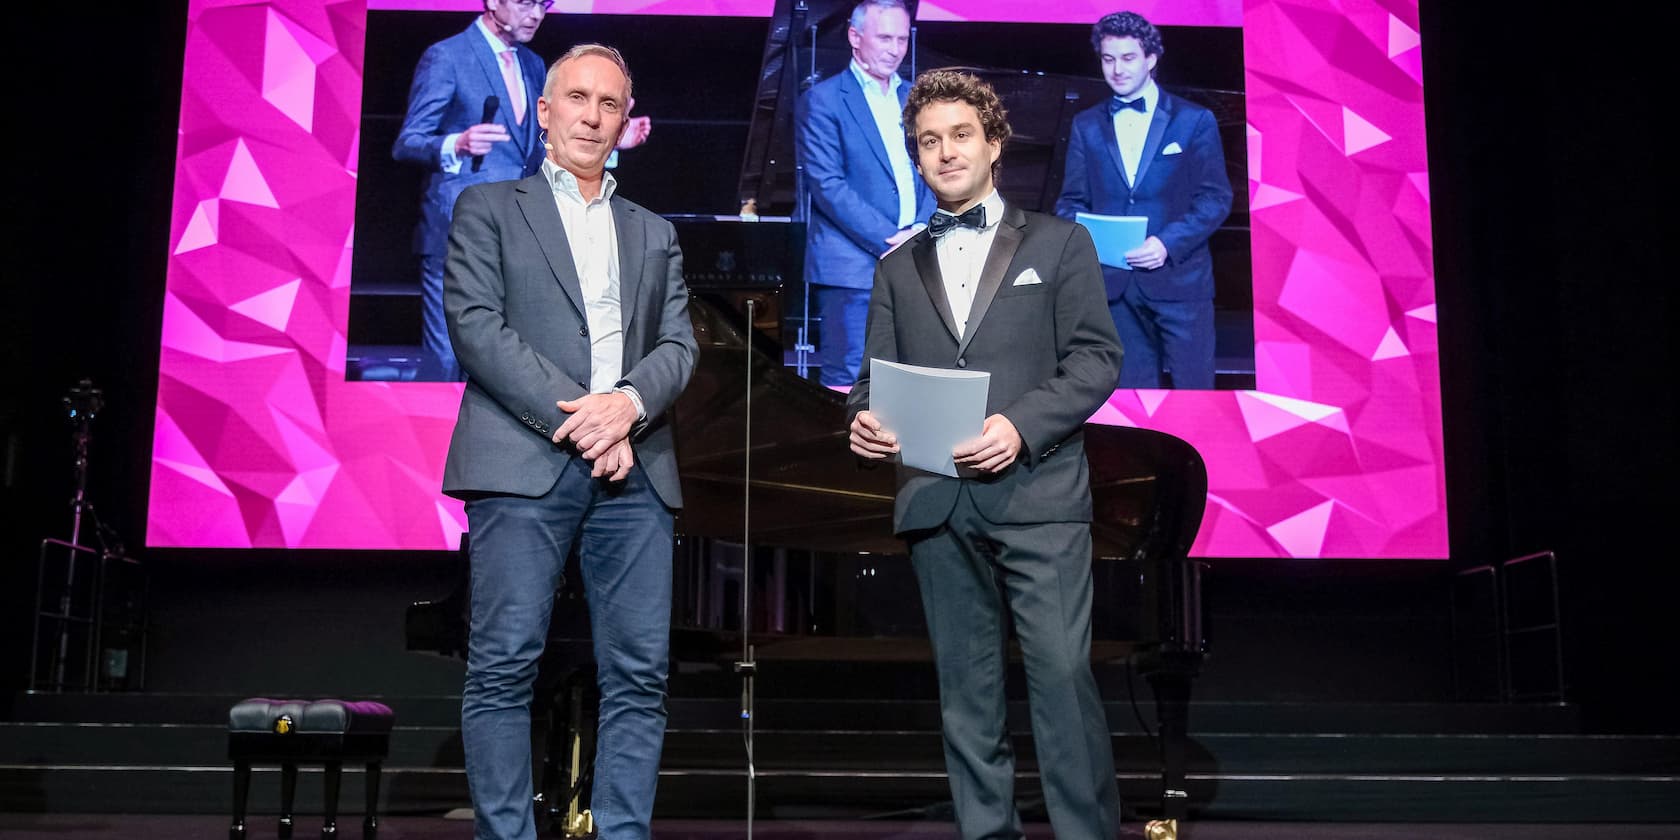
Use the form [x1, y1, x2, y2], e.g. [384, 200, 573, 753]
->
[1109, 96, 1147, 116]
[929, 204, 987, 237]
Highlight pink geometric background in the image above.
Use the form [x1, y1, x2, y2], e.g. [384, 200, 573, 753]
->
[148, 0, 1443, 557]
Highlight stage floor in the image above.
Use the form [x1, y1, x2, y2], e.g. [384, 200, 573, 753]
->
[2, 815, 1677, 839]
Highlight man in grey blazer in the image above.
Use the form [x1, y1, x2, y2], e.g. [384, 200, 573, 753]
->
[846, 71, 1124, 839]
[441, 44, 695, 840]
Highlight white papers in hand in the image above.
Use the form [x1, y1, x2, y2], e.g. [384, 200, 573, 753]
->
[1074, 212, 1148, 270]
[868, 358, 990, 477]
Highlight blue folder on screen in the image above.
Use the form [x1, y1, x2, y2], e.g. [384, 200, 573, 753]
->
[1075, 212, 1148, 270]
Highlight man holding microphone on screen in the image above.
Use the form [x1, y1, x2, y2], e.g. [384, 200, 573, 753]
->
[847, 70, 1124, 839]
[393, 0, 651, 381]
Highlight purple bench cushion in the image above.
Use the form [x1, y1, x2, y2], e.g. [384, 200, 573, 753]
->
[229, 698, 394, 734]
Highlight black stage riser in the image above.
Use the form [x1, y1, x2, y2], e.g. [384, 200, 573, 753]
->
[6, 690, 1678, 822]
[7, 694, 1583, 734]
[5, 723, 1676, 778]
[3, 767, 1678, 822]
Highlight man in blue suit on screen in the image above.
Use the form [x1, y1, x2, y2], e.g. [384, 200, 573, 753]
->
[798, 0, 936, 386]
[1056, 11, 1232, 389]
[394, 0, 650, 381]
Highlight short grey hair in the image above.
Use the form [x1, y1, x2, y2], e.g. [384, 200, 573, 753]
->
[849, 0, 908, 31]
[542, 43, 634, 101]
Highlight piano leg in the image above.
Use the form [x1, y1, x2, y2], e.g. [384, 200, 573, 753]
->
[537, 667, 598, 838]
[1143, 650, 1201, 838]
[536, 672, 566, 833]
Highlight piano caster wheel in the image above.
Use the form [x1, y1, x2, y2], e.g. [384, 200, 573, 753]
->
[563, 809, 594, 839]
[1145, 819, 1179, 840]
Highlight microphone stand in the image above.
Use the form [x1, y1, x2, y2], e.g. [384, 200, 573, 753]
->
[792, 0, 817, 379]
[735, 299, 759, 835]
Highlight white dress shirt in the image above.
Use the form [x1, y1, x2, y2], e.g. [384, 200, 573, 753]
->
[933, 191, 1006, 339]
[1111, 78, 1160, 186]
[439, 17, 533, 174]
[542, 159, 645, 419]
[849, 60, 918, 229]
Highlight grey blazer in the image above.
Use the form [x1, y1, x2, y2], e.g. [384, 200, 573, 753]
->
[441, 172, 698, 508]
[845, 204, 1123, 535]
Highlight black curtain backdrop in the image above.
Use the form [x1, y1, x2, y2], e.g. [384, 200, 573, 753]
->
[3, 2, 1672, 730]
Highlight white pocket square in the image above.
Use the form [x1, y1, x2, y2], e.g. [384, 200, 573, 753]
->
[1012, 268, 1043, 286]
[1162, 141, 1184, 155]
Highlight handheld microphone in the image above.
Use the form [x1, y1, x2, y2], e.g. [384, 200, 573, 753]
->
[471, 95, 499, 173]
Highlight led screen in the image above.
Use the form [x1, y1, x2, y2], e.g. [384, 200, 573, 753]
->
[149, 0, 1442, 557]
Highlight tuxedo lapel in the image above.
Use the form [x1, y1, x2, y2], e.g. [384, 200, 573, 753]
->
[955, 205, 1025, 358]
[514, 174, 586, 318]
[841, 76, 895, 178]
[911, 234, 960, 342]
[613, 197, 645, 340]
[1097, 112, 1132, 191]
[1133, 93, 1174, 190]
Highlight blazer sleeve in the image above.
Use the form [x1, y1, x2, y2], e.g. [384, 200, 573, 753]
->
[997, 225, 1123, 464]
[798, 86, 901, 257]
[1156, 108, 1232, 261]
[1054, 118, 1094, 221]
[444, 186, 588, 436]
[392, 43, 456, 170]
[618, 223, 699, 427]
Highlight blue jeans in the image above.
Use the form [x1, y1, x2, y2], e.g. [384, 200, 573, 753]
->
[462, 457, 673, 840]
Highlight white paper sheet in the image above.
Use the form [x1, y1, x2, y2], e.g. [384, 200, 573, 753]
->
[868, 358, 990, 477]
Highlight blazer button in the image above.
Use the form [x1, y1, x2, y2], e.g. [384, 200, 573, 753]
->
[956, 358, 967, 368]
[579, 326, 589, 337]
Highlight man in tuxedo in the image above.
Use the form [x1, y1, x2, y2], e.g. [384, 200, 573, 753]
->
[847, 70, 1124, 839]
[1056, 11, 1231, 389]
[394, 0, 651, 381]
[797, 0, 936, 386]
[442, 44, 695, 840]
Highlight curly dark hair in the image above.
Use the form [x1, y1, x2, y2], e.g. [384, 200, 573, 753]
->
[1091, 11, 1163, 58]
[902, 69, 1013, 151]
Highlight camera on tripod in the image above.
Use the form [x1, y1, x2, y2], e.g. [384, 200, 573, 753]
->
[29, 377, 147, 693]
[64, 378, 104, 423]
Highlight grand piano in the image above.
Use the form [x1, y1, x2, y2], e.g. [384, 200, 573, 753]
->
[408, 277, 1209, 833]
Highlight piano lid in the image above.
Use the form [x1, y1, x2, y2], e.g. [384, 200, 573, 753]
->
[671, 294, 1207, 561]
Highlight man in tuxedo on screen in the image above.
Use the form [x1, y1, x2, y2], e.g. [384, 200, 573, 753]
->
[441, 44, 694, 840]
[1056, 11, 1232, 389]
[393, 0, 651, 381]
[797, 0, 936, 386]
[847, 70, 1124, 839]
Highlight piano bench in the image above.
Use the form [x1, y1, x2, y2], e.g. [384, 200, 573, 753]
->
[227, 698, 394, 840]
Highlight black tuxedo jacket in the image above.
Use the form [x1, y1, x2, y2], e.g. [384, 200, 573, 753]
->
[845, 204, 1123, 534]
